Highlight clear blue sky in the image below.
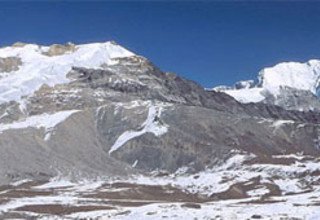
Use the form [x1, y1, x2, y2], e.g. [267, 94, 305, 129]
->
[1, 2, 320, 88]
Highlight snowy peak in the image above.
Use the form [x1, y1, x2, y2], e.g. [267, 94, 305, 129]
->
[0, 41, 135, 104]
[259, 60, 320, 95]
[0, 41, 134, 59]
[214, 59, 320, 109]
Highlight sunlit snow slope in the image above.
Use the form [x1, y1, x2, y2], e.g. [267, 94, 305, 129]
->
[0, 42, 135, 104]
[214, 60, 320, 104]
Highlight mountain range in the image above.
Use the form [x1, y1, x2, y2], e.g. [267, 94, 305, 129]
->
[0, 41, 319, 219]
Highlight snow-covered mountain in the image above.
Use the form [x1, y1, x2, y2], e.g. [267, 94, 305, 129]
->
[214, 60, 320, 111]
[1, 41, 320, 219]
[0, 41, 134, 105]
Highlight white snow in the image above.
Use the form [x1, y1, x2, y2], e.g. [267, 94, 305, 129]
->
[109, 105, 168, 154]
[0, 110, 79, 139]
[122, 152, 320, 197]
[0, 111, 8, 119]
[128, 153, 258, 195]
[246, 186, 269, 197]
[273, 178, 303, 194]
[223, 87, 265, 103]
[33, 179, 75, 190]
[0, 42, 135, 104]
[272, 153, 305, 160]
[271, 119, 295, 128]
[1, 152, 320, 219]
[132, 160, 139, 168]
[260, 60, 320, 96]
[107, 198, 320, 220]
[214, 59, 320, 103]
[10, 179, 32, 187]
[0, 195, 79, 214]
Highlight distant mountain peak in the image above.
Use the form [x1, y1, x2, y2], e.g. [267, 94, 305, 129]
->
[213, 59, 320, 111]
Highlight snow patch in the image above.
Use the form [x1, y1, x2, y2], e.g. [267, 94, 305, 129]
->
[33, 178, 75, 190]
[246, 186, 269, 197]
[109, 105, 168, 154]
[132, 160, 139, 168]
[272, 153, 305, 160]
[0, 110, 79, 140]
[223, 87, 265, 103]
[271, 120, 295, 128]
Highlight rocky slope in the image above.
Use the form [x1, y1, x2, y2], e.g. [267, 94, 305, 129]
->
[0, 41, 320, 219]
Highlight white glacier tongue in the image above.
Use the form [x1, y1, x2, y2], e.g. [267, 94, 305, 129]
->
[215, 59, 320, 104]
[0, 41, 135, 104]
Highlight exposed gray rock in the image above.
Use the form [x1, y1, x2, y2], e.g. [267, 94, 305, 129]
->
[262, 86, 320, 112]
[42, 43, 76, 57]
[0, 54, 320, 185]
[0, 110, 134, 184]
[0, 57, 22, 73]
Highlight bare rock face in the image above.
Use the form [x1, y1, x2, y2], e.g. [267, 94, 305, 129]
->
[12, 42, 28, 48]
[262, 87, 320, 112]
[0, 57, 22, 73]
[42, 43, 76, 56]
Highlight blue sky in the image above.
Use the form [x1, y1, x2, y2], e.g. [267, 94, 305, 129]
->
[1, 2, 320, 88]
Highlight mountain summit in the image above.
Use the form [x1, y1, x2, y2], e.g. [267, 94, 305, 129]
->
[214, 60, 320, 111]
[0, 41, 134, 104]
